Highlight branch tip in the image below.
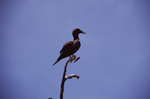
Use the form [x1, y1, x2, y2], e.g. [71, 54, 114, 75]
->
[65, 74, 80, 80]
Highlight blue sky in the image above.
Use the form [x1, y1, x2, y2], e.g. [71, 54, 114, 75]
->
[1, 0, 150, 99]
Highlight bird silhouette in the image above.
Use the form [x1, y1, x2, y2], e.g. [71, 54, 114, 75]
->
[52, 28, 85, 66]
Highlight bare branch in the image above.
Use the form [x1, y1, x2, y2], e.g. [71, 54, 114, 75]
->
[74, 57, 80, 63]
[65, 74, 80, 79]
[60, 56, 80, 99]
[60, 59, 69, 99]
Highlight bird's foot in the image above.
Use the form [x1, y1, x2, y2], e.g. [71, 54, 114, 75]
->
[69, 55, 76, 63]
[69, 55, 80, 63]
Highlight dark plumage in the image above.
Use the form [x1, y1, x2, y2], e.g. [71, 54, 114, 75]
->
[52, 28, 85, 66]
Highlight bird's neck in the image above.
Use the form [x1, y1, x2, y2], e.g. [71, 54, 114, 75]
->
[73, 34, 79, 40]
[73, 32, 80, 40]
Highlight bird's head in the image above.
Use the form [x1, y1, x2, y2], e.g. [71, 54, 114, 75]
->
[73, 28, 85, 34]
[72, 28, 85, 40]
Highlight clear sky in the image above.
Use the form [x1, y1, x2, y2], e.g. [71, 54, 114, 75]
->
[1, 0, 150, 99]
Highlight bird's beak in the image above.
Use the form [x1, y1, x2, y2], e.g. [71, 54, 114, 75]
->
[81, 31, 86, 34]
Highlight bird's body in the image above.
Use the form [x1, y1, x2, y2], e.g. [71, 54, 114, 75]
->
[52, 28, 85, 66]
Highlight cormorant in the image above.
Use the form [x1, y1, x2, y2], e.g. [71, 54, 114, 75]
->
[52, 28, 85, 66]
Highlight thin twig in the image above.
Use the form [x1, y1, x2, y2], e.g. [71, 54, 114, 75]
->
[60, 59, 70, 99]
[65, 74, 80, 79]
[60, 56, 80, 99]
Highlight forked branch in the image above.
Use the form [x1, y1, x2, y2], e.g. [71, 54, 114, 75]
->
[60, 56, 80, 99]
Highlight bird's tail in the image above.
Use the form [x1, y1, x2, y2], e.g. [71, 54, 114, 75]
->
[52, 57, 61, 66]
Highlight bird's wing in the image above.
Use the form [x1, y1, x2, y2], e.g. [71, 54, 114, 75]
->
[60, 41, 73, 54]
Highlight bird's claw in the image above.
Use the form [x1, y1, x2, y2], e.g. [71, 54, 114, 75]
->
[69, 55, 80, 63]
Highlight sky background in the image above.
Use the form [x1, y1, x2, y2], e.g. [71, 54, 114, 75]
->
[1, 0, 150, 99]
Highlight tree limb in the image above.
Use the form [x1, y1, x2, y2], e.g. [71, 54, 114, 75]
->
[60, 59, 69, 99]
[60, 56, 80, 99]
[65, 74, 80, 79]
